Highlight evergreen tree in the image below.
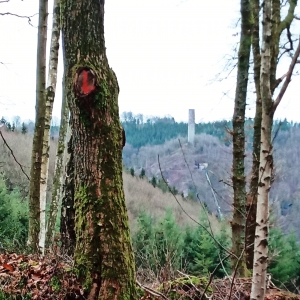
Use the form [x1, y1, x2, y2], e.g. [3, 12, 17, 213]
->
[6, 122, 11, 131]
[11, 122, 15, 132]
[151, 176, 157, 188]
[139, 168, 145, 179]
[0, 117, 6, 124]
[21, 122, 27, 134]
[268, 228, 300, 286]
[130, 167, 135, 177]
[133, 210, 184, 279]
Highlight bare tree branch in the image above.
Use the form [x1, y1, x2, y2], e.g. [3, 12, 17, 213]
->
[0, 12, 37, 25]
[158, 154, 237, 259]
[228, 247, 246, 300]
[199, 254, 231, 300]
[273, 35, 300, 112]
[136, 280, 169, 300]
[0, 129, 30, 181]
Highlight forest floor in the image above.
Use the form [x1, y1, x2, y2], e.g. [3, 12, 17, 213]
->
[0, 252, 299, 300]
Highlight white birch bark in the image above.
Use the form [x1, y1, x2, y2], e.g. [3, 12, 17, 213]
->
[39, 0, 60, 253]
[250, 0, 272, 299]
[45, 79, 69, 249]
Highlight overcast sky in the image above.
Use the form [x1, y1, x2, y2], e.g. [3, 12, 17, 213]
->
[1, 0, 300, 123]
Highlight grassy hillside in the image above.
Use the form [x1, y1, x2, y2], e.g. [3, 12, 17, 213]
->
[123, 172, 220, 233]
[0, 130, 221, 235]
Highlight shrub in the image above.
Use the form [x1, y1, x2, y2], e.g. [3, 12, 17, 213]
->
[268, 227, 300, 288]
[0, 176, 28, 251]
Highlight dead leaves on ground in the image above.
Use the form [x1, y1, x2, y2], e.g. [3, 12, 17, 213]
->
[0, 253, 84, 299]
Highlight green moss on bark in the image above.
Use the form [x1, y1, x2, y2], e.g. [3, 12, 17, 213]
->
[61, 0, 137, 298]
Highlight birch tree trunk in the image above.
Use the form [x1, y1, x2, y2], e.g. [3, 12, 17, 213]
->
[28, 0, 48, 252]
[45, 74, 69, 249]
[61, 0, 137, 298]
[231, 0, 251, 277]
[39, 0, 60, 253]
[251, 0, 300, 297]
[246, 0, 298, 270]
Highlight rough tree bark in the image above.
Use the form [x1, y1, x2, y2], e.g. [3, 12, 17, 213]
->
[245, 0, 261, 269]
[61, 0, 137, 298]
[251, 0, 300, 298]
[250, 2, 273, 297]
[45, 74, 69, 249]
[28, 0, 48, 252]
[246, 0, 298, 270]
[40, 0, 60, 252]
[231, 0, 252, 277]
[60, 126, 76, 256]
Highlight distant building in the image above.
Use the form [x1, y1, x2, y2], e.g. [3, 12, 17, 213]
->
[188, 109, 195, 145]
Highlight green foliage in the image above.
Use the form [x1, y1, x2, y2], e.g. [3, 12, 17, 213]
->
[155, 209, 184, 271]
[156, 179, 169, 193]
[0, 291, 32, 300]
[268, 227, 300, 286]
[182, 214, 230, 277]
[133, 210, 184, 278]
[139, 168, 145, 179]
[121, 112, 235, 148]
[133, 209, 230, 280]
[0, 177, 28, 251]
[150, 176, 157, 188]
[21, 122, 27, 135]
[0, 117, 6, 124]
[130, 167, 134, 177]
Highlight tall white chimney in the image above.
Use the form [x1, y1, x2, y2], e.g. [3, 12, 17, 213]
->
[188, 109, 195, 145]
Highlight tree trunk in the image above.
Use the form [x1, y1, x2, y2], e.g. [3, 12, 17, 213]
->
[45, 74, 69, 249]
[246, 0, 298, 270]
[231, 0, 251, 277]
[61, 0, 137, 298]
[60, 127, 76, 255]
[250, 0, 272, 298]
[28, 0, 48, 252]
[40, 0, 60, 253]
[245, 0, 261, 269]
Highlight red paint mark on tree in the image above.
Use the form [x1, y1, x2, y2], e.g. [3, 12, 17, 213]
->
[75, 68, 96, 96]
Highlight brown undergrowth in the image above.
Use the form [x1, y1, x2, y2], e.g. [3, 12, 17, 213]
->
[1, 252, 299, 300]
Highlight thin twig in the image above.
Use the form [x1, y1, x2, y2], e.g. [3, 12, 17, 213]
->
[158, 154, 237, 260]
[0, 12, 37, 25]
[228, 248, 245, 300]
[178, 139, 216, 236]
[200, 254, 231, 300]
[273, 35, 300, 112]
[0, 130, 30, 180]
[136, 280, 169, 300]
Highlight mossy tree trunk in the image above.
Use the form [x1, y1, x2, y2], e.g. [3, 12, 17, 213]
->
[231, 0, 251, 277]
[40, 0, 60, 253]
[60, 129, 76, 255]
[61, 0, 137, 299]
[28, 0, 48, 252]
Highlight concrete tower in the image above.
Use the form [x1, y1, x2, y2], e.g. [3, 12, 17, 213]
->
[188, 109, 195, 145]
